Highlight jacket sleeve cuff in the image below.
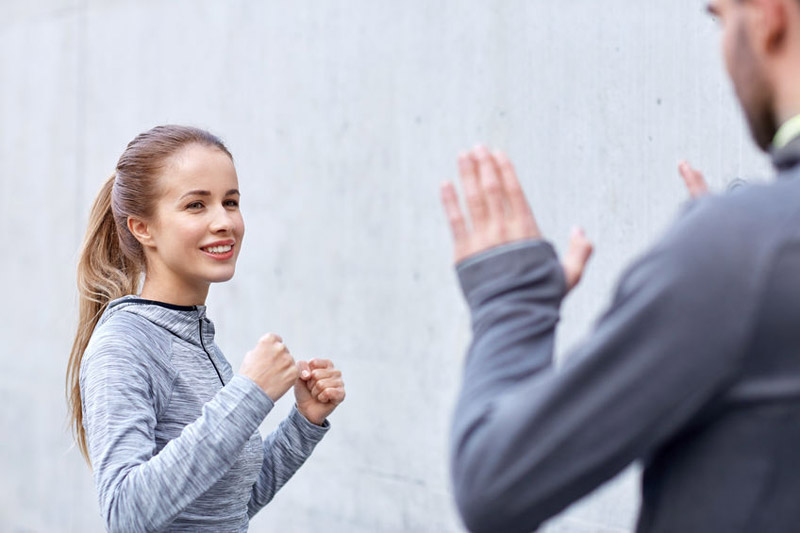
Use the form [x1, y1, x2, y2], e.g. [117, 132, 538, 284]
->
[289, 405, 331, 441]
[456, 240, 566, 309]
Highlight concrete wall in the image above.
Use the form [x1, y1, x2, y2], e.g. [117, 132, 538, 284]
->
[0, 1, 772, 531]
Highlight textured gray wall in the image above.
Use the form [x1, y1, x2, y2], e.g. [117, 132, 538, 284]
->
[0, 1, 773, 532]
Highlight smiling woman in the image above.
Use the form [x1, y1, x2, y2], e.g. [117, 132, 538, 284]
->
[66, 125, 345, 532]
[129, 142, 245, 306]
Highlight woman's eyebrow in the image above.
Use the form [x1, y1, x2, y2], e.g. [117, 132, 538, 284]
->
[180, 190, 210, 200]
[179, 189, 240, 200]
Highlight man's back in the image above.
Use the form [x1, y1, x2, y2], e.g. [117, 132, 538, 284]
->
[638, 150, 800, 531]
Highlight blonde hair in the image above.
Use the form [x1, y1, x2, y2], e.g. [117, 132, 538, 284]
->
[67, 125, 231, 463]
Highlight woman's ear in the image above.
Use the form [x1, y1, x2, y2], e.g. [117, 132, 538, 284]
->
[127, 216, 156, 249]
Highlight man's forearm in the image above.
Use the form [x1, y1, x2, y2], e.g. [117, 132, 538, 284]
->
[452, 240, 566, 532]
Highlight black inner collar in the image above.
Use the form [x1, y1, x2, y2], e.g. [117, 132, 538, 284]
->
[123, 297, 198, 312]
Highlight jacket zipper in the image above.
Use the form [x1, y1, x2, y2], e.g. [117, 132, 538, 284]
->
[199, 318, 225, 386]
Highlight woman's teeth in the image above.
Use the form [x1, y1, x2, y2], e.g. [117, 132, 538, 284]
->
[205, 245, 232, 254]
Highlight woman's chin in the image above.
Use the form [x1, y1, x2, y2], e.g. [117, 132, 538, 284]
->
[206, 268, 236, 284]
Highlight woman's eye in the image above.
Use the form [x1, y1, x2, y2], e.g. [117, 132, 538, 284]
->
[187, 202, 204, 209]
[225, 200, 239, 208]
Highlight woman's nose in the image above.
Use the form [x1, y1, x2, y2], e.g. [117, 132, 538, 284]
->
[209, 206, 234, 233]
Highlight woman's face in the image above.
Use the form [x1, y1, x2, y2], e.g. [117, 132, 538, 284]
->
[143, 143, 245, 298]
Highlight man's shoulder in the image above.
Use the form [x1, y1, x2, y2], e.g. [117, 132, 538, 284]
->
[670, 180, 800, 250]
[633, 181, 798, 293]
[702, 175, 800, 217]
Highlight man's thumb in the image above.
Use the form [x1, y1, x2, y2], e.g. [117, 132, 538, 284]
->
[562, 227, 594, 292]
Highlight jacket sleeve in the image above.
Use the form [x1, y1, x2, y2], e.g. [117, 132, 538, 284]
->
[247, 405, 330, 517]
[80, 335, 274, 533]
[451, 203, 760, 532]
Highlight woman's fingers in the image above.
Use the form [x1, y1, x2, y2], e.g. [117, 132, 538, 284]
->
[296, 360, 311, 381]
[303, 360, 344, 401]
[308, 358, 333, 371]
[308, 367, 340, 381]
[320, 387, 346, 404]
[307, 367, 341, 386]
[561, 227, 594, 293]
[310, 374, 345, 404]
[311, 377, 341, 399]
[678, 160, 710, 198]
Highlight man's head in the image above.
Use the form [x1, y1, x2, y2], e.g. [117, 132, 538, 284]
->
[709, 0, 800, 150]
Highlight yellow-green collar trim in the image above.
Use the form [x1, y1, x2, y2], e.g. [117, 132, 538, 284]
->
[773, 114, 800, 149]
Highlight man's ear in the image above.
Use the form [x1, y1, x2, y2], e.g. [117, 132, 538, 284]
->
[752, 0, 789, 54]
[127, 216, 156, 249]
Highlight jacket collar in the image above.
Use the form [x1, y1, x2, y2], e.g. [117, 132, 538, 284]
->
[771, 134, 800, 173]
[100, 295, 214, 348]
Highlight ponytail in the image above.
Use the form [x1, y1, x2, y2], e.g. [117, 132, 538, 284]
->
[66, 174, 141, 464]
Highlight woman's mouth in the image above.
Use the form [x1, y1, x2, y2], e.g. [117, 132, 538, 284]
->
[201, 244, 235, 260]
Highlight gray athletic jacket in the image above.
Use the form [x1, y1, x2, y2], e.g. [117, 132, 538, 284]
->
[80, 296, 329, 532]
[452, 137, 800, 532]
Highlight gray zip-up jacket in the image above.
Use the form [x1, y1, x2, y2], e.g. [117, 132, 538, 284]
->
[80, 296, 329, 532]
[452, 138, 800, 532]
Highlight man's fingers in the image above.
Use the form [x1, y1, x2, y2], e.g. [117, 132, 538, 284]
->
[494, 151, 540, 237]
[459, 152, 489, 231]
[440, 181, 469, 246]
[678, 160, 710, 198]
[474, 146, 507, 224]
[561, 227, 594, 293]
[444, 146, 543, 263]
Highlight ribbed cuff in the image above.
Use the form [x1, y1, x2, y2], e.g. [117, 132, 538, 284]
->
[289, 404, 331, 440]
[457, 240, 564, 300]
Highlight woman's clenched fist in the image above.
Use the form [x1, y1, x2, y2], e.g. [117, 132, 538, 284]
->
[239, 333, 300, 402]
[294, 359, 346, 426]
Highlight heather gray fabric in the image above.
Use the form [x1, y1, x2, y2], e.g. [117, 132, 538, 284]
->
[451, 139, 800, 533]
[80, 296, 329, 532]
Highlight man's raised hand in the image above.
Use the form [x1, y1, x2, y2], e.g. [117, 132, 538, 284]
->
[440, 146, 541, 263]
[678, 160, 710, 198]
[440, 146, 593, 293]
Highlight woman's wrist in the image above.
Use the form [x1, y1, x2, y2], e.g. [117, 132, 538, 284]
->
[296, 404, 326, 426]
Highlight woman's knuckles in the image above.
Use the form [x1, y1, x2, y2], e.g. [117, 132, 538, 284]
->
[259, 333, 281, 345]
